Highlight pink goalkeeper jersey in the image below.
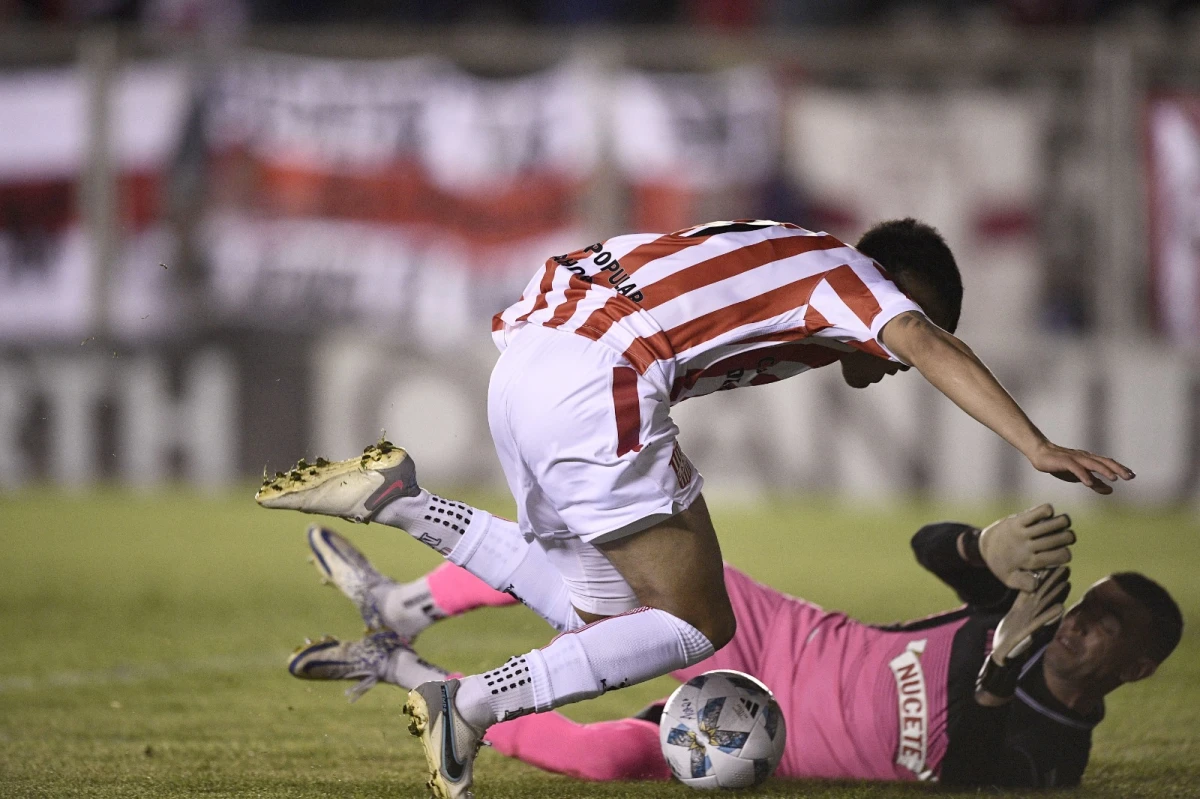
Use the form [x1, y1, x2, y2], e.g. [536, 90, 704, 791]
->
[673, 568, 969, 782]
[773, 605, 964, 781]
[492, 221, 922, 403]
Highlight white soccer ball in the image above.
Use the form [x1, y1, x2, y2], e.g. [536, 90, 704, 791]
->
[659, 669, 787, 789]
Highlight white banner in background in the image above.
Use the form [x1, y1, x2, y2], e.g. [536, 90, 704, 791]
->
[202, 215, 578, 350]
[0, 65, 190, 342]
[208, 54, 600, 188]
[787, 89, 1045, 350]
[203, 54, 601, 333]
[612, 66, 779, 190]
[1147, 95, 1200, 345]
[0, 70, 91, 341]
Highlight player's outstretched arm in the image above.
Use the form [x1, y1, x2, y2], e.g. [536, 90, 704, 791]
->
[879, 312, 1134, 494]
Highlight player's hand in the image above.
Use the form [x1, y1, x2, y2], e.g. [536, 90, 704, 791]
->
[977, 504, 1075, 592]
[1027, 441, 1134, 495]
[976, 566, 1070, 706]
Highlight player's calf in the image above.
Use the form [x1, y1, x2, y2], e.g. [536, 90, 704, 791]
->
[442, 494, 734, 733]
[401, 496, 728, 797]
[407, 605, 714, 798]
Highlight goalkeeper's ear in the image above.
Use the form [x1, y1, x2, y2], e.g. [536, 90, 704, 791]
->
[1120, 657, 1157, 684]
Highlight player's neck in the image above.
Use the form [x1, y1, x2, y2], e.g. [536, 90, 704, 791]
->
[1042, 666, 1106, 716]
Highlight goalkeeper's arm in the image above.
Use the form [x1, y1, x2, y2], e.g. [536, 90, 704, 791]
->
[910, 522, 1010, 609]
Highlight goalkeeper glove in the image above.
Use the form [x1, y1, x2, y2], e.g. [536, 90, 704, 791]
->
[967, 504, 1075, 592]
[976, 565, 1070, 706]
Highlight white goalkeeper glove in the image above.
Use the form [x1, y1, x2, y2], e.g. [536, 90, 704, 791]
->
[976, 565, 1071, 706]
[969, 504, 1075, 592]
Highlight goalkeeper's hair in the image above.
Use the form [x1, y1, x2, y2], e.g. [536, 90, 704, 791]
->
[1110, 572, 1183, 664]
[855, 218, 963, 334]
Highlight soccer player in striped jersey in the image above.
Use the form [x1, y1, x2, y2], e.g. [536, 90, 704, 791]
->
[258, 218, 1134, 798]
[290, 514, 1180, 788]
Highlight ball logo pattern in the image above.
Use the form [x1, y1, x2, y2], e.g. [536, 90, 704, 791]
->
[659, 670, 787, 789]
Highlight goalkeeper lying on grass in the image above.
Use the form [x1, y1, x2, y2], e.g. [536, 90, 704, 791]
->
[290, 505, 1181, 788]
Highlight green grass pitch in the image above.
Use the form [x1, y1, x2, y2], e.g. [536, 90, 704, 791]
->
[2, 488, 1197, 798]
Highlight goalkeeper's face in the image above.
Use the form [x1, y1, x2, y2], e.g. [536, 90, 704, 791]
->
[1045, 579, 1156, 688]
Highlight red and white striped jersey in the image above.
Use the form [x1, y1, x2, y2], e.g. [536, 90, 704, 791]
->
[492, 220, 923, 403]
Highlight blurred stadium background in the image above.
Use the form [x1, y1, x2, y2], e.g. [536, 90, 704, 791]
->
[2, 2, 1200, 797]
[3, 1, 1200, 505]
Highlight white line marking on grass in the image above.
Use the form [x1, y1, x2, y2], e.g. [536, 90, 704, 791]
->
[0, 653, 284, 694]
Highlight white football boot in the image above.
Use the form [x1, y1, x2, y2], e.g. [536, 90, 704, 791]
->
[307, 525, 446, 641]
[307, 525, 390, 633]
[255, 440, 419, 523]
[288, 631, 450, 700]
[289, 631, 405, 702]
[405, 680, 485, 799]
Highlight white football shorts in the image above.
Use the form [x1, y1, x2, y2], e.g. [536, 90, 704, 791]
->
[487, 324, 704, 616]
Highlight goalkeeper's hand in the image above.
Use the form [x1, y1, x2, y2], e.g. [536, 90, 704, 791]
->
[976, 565, 1071, 707]
[972, 504, 1075, 591]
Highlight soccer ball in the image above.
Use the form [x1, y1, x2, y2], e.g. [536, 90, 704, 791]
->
[659, 670, 787, 789]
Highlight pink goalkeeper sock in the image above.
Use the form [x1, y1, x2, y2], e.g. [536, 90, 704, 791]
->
[484, 712, 670, 782]
[425, 562, 518, 617]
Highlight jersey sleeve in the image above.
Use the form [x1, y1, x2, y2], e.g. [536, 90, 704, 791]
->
[910, 522, 1013, 612]
[804, 258, 923, 362]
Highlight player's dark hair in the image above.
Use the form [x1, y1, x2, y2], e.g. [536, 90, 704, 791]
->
[855, 218, 963, 333]
[1110, 572, 1183, 664]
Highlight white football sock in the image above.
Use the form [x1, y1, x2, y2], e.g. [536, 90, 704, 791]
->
[381, 493, 583, 634]
[373, 489, 478, 556]
[454, 608, 714, 730]
[370, 576, 447, 641]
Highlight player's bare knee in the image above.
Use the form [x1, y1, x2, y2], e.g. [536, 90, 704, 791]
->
[687, 600, 736, 650]
[645, 595, 735, 651]
[707, 604, 737, 650]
